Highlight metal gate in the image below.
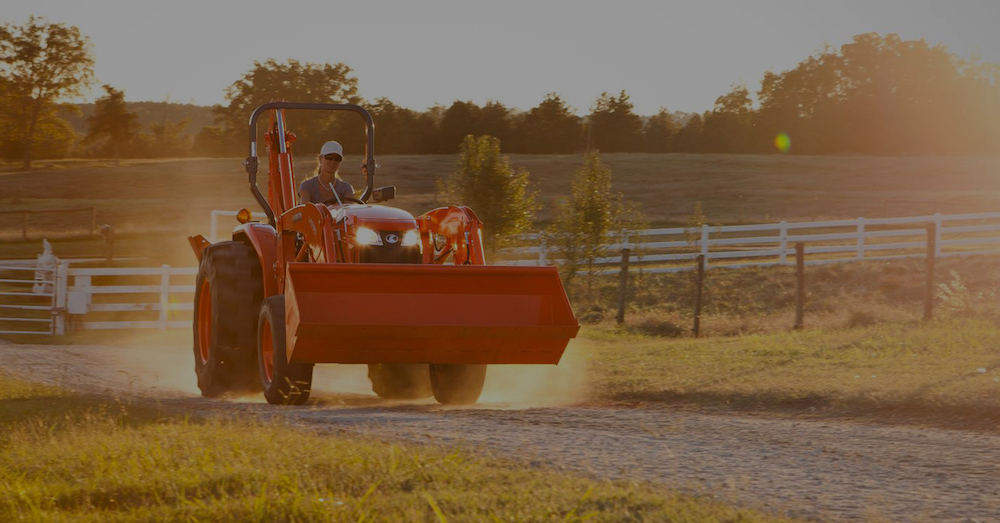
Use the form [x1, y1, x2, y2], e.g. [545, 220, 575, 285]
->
[0, 263, 66, 336]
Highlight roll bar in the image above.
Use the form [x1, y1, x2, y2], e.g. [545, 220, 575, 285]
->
[243, 102, 376, 226]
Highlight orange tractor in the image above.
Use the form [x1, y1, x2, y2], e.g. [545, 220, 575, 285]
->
[188, 102, 578, 405]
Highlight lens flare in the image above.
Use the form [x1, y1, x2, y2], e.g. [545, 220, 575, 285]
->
[774, 132, 791, 153]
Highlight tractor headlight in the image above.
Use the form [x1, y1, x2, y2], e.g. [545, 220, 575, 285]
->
[401, 229, 420, 247]
[355, 226, 383, 246]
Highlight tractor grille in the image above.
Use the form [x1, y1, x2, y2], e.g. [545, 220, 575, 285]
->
[358, 243, 420, 264]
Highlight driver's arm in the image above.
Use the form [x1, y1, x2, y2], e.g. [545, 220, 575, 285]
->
[299, 188, 312, 204]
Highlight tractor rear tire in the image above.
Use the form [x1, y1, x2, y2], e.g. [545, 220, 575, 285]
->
[257, 295, 314, 405]
[368, 364, 433, 399]
[429, 364, 487, 405]
[193, 241, 264, 397]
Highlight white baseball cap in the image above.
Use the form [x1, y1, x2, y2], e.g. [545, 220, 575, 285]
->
[320, 141, 344, 157]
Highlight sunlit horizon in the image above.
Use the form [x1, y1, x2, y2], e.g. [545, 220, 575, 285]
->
[4, 0, 1000, 115]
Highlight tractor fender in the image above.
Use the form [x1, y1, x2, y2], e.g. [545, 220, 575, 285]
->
[233, 223, 279, 298]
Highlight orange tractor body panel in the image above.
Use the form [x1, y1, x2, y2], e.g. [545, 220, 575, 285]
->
[284, 263, 577, 365]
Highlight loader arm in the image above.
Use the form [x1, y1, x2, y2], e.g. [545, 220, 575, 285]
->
[418, 206, 486, 265]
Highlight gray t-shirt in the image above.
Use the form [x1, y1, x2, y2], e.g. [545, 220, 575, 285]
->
[299, 176, 355, 204]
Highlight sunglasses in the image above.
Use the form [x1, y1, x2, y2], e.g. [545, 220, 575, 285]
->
[323, 153, 343, 162]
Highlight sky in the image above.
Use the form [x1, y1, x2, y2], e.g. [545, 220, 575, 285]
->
[4, 0, 1000, 115]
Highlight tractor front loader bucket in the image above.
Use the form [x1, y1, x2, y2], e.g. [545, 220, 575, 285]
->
[284, 262, 579, 365]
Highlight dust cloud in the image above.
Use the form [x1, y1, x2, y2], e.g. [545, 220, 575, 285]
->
[476, 340, 591, 409]
[86, 330, 203, 397]
[308, 341, 592, 410]
[13, 331, 590, 410]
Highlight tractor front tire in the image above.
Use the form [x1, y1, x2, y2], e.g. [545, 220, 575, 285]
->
[368, 364, 433, 399]
[257, 295, 314, 405]
[429, 364, 487, 405]
[193, 241, 263, 397]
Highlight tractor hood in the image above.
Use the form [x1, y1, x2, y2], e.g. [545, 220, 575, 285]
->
[330, 203, 418, 231]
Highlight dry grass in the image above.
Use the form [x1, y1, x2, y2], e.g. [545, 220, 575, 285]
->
[582, 318, 1000, 425]
[0, 154, 998, 265]
[573, 255, 1000, 334]
[0, 373, 802, 522]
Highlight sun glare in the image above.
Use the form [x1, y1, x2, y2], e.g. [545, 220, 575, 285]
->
[774, 132, 791, 153]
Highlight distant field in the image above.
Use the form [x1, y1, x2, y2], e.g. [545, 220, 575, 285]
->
[0, 154, 997, 264]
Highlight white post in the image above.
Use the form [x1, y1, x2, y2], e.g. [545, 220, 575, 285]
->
[53, 261, 69, 336]
[700, 225, 709, 268]
[159, 264, 170, 331]
[74, 274, 93, 311]
[209, 210, 219, 243]
[779, 221, 788, 265]
[856, 217, 865, 260]
[933, 213, 942, 257]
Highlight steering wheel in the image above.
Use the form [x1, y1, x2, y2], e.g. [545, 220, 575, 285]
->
[322, 196, 366, 206]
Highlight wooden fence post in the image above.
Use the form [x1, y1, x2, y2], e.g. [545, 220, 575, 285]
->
[779, 221, 788, 265]
[855, 218, 865, 260]
[102, 225, 115, 264]
[693, 254, 705, 337]
[617, 248, 630, 324]
[795, 242, 805, 330]
[924, 223, 936, 321]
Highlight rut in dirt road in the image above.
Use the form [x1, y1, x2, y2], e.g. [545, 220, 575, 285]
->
[2, 341, 999, 522]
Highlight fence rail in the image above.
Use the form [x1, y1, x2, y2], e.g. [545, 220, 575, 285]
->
[496, 211, 1000, 274]
[4, 210, 998, 337]
[66, 265, 197, 331]
[0, 263, 64, 335]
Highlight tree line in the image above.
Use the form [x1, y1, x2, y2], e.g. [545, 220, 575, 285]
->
[2, 17, 998, 167]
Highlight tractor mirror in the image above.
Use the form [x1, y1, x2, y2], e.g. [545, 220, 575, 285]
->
[372, 185, 396, 203]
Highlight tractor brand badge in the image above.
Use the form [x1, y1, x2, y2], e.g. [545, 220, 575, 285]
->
[385, 233, 399, 244]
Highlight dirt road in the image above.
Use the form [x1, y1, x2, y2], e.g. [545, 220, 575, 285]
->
[2, 339, 998, 522]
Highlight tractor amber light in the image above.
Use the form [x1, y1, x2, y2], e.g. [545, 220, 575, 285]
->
[355, 226, 383, 246]
[401, 229, 420, 246]
[236, 208, 253, 224]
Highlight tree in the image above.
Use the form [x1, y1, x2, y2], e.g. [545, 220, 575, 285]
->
[550, 152, 644, 290]
[214, 59, 359, 155]
[368, 97, 422, 154]
[588, 90, 643, 153]
[0, 17, 94, 168]
[643, 108, 679, 152]
[513, 93, 582, 153]
[131, 118, 191, 158]
[438, 135, 535, 253]
[673, 112, 706, 152]
[435, 100, 481, 153]
[83, 85, 139, 165]
[475, 100, 513, 145]
[192, 125, 232, 157]
[751, 33, 1000, 155]
[702, 84, 753, 153]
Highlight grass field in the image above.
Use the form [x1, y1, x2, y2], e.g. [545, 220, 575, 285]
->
[0, 154, 998, 266]
[581, 318, 1000, 426]
[0, 373, 802, 522]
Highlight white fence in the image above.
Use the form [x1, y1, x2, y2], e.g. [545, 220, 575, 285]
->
[0, 262, 66, 335]
[497, 212, 1000, 274]
[4, 210, 998, 337]
[65, 265, 197, 330]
